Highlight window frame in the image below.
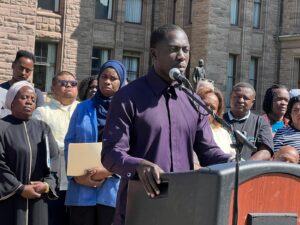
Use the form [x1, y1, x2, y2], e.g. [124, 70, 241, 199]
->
[295, 58, 300, 88]
[125, 0, 143, 24]
[33, 41, 57, 92]
[188, 0, 193, 24]
[37, 0, 60, 12]
[172, 0, 176, 24]
[226, 54, 237, 109]
[91, 47, 111, 76]
[95, 0, 113, 20]
[252, 0, 261, 29]
[122, 55, 140, 82]
[249, 57, 259, 91]
[230, 0, 239, 26]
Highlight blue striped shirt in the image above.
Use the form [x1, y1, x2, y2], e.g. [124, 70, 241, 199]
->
[273, 126, 300, 152]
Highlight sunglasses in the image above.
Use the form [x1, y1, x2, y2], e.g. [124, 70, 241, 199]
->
[57, 80, 78, 87]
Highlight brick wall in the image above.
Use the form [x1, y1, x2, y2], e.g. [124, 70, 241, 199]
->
[0, 0, 37, 82]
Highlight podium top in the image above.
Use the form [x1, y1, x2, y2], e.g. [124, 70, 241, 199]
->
[125, 161, 300, 225]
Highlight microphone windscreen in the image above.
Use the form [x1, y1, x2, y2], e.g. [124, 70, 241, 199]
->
[169, 68, 181, 80]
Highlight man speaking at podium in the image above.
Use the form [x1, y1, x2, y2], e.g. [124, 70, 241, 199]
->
[101, 24, 230, 225]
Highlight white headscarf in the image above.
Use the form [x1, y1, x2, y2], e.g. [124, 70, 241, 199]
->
[289, 89, 300, 98]
[5, 81, 35, 110]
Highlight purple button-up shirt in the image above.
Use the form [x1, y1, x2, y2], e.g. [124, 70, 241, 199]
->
[102, 68, 229, 225]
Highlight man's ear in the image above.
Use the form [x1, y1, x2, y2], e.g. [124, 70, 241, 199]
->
[150, 48, 157, 59]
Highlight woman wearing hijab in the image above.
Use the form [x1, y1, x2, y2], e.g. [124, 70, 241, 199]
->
[64, 60, 127, 225]
[0, 81, 59, 225]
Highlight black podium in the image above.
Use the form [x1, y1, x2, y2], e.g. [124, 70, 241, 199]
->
[125, 161, 300, 225]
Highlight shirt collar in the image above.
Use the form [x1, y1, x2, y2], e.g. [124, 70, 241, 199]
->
[49, 98, 78, 111]
[145, 67, 175, 97]
[228, 110, 251, 121]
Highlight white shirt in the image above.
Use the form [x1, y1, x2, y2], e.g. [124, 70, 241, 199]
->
[0, 87, 11, 118]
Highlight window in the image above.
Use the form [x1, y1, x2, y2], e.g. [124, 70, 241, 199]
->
[296, 58, 300, 87]
[226, 54, 237, 108]
[125, 0, 142, 23]
[122, 56, 139, 82]
[297, 0, 300, 27]
[230, 0, 239, 25]
[172, 0, 176, 24]
[95, 0, 113, 20]
[38, 0, 59, 12]
[184, 0, 193, 25]
[91, 48, 110, 75]
[298, 59, 300, 87]
[188, 0, 193, 24]
[249, 57, 258, 90]
[253, 0, 261, 28]
[33, 41, 57, 92]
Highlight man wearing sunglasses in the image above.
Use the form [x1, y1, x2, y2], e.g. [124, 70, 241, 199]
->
[0, 50, 44, 118]
[32, 71, 79, 225]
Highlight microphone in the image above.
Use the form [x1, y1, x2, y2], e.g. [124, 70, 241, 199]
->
[169, 68, 189, 83]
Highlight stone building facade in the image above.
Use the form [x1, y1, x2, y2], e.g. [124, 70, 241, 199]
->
[0, 0, 299, 111]
[278, 0, 300, 89]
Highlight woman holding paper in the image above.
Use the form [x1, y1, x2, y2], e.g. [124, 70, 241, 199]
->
[0, 81, 59, 225]
[64, 60, 127, 225]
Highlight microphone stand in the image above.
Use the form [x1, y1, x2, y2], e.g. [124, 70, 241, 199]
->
[175, 82, 257, 225]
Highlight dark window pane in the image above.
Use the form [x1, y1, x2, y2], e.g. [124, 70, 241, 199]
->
[38, 0, 59, 12]
[123, 56, 139, 82]
[35, 42, 48, 64]
[91, 48, 110, 75]
[226, 54, 237, 108]
[33, 65, 47, 91]
[34, 41, 57, 92]
[230, 0, 239, 25]
[250, 57, 258, 90]
[253, 0, 261, 28]
[95, 0, 112, 20]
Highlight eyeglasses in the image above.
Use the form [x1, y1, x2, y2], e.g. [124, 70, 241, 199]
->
[57, 80, 78, 87]
[199, 78, 214, 84]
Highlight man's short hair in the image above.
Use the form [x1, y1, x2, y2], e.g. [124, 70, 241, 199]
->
[231, 82, 256, 97]
[150, 24, 185, 48]
[52, 71, 76, 85]
[263, 84, 288, 114]
[14, 50, 35, 63]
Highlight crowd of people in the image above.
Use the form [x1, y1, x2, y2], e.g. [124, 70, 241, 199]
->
[0, 24, 299, 225]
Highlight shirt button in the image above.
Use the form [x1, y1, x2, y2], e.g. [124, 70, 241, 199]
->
[127, 173, 131, 178]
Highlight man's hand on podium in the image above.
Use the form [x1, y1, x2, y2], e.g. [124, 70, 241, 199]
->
[137, 160, 164, 198]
